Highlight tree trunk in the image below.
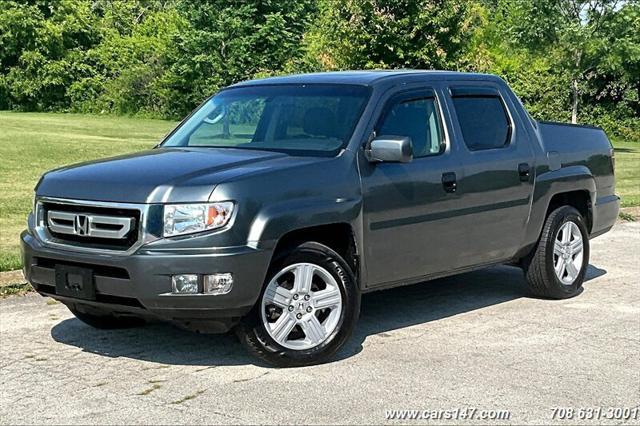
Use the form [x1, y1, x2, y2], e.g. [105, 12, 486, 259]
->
[571, 78, 579, 124]
[571, 50, 582, 124]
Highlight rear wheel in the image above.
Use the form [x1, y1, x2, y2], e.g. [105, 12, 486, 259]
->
[69, 308, 145, 329]
[236, 242, 359, 367]
[524, 206, 589, 299]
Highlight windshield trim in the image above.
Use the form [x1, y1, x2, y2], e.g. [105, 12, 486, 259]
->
[158, 83, 372, 157]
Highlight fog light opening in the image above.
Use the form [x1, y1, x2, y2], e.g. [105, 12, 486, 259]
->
[204, 273, 233, 295]
[171, 274, 199, 294]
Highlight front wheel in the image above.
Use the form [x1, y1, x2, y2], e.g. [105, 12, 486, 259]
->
[236, 242, 360, 367]
[524, 205, 590, 299]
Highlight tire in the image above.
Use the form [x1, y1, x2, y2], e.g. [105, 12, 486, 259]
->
[69, 308, 145, 329]
[236, 241, 360, 367]
[524, 205, 590, 299]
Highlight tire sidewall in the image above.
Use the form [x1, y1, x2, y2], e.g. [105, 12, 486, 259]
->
[545, 207, 590, 296]
[244, 242, 360, 366]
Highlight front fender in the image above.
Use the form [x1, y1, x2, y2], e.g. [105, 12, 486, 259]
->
[247, 196, 362, 248]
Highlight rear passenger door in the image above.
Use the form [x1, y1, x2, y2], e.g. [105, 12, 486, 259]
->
[444, 84, 535, 265]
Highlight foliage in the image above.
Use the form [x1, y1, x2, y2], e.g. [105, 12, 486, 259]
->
[0, 0, 637, 138]
[0, 0, 100, 110]
[164, 0, 317, 117]
[80, 6, 187, 117]
[303, 0, 476, 70]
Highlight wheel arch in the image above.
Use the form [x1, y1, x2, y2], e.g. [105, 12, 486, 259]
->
[545, 190, 593, 232]
[518, 165, 596, 259]
[536, 165, 596, 232]
[271, 223, 359, 285]
[247, 195, 362, 276]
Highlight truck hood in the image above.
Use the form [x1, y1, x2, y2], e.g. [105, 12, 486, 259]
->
[36, 147, 306, 203]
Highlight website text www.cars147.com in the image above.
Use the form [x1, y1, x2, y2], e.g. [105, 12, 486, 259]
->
[385, 407, 511, 421]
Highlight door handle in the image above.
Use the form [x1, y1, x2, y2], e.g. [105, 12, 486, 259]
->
[442, 172, 457, 193]
[518, 163, 530, 182]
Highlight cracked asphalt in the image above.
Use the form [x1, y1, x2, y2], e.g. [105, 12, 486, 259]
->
[1, 222, 639, 424]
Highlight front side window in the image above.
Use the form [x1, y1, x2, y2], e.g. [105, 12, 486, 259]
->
[377, 96, 444, 158]
[452, 94, 511, 151]
[162, 85, 370, 156]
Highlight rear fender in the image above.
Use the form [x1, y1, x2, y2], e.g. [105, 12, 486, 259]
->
[521, 165, 596, 253]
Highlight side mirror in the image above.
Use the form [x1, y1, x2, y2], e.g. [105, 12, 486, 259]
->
[367, 135, 413, 163]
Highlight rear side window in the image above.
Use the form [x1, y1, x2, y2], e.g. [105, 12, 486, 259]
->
[452, 93, 511, 151]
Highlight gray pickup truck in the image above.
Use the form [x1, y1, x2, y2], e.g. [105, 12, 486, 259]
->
[21, 71, 619, 366]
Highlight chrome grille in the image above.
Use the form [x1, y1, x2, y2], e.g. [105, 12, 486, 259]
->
[47, 210, 134, 239]
[34, 198, 149, 254]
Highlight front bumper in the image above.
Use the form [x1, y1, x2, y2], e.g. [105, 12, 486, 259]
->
[21, 230, 273, 333]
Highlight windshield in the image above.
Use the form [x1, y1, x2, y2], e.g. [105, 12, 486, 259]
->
[161, 84, 370, 156]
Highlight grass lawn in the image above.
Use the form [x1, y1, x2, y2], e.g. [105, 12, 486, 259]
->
[0, 112, 638, 272]
[612, 138, 640, 208]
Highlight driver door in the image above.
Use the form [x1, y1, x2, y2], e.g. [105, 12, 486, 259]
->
[360, 88, 465, 287]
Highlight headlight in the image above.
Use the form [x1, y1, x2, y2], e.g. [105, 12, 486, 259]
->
[163, 202, 234, 237]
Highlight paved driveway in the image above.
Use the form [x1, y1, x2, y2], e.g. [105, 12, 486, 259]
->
[1, 222, 639, 424]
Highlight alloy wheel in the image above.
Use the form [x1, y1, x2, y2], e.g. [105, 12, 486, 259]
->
[261, 263, 343, 350]
[553, 221, 584, 285]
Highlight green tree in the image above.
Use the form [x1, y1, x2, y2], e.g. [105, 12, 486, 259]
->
[463, 2, 572, 121]
[495, 0, 635, 124]
[163, 0, 318, 117]
[76, 4, 186, 116]
[0, 0, 100, 110]
[304, 0, 477, 70]
[585, 2, 640, 129]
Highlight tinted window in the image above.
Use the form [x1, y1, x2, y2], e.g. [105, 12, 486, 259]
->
[163, 85, 370, 156]
[378, 97, 444, 157]
[452, 96, 511, 150]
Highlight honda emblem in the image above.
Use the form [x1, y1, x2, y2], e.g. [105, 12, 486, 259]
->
[74, 214, 89, 236]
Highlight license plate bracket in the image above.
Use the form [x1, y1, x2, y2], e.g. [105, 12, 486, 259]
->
[55, 265, 96, 300]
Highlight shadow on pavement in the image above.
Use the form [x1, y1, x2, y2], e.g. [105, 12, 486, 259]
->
[584, 264, 606, 281]
[51, 264, 606, 367]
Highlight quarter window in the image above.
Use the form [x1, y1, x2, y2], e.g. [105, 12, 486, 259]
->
[452, 94, 511, 151]
[377, 96, 444, 158]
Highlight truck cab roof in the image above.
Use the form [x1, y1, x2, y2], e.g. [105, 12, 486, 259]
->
[229, 70, 504, 88]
